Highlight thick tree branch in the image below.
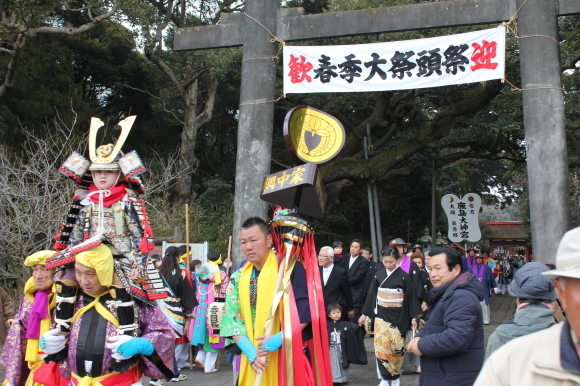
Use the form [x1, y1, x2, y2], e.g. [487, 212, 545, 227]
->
[26, 0, 120, 37]
[320, 80, 503, 185]
[335, 94, 390, 158]
[145, 50, 186, 99]
[0, 34, 24, 99]
[1, 0, 120, 99]
[197, 73, 218, 127]
[184, 66, 212, 89]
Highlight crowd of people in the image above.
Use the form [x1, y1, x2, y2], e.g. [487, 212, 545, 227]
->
[1, 218, 579, 386]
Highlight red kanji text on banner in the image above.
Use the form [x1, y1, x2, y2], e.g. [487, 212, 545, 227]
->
[283, 26, 505, 94]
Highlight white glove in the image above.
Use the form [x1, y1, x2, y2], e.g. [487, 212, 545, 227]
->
[40, 328, 66, 354]
[106, 335, 132, 361]
[5, 381, 14, 386]
[494, 288, 500, 294]
[111, 352, 130, 361]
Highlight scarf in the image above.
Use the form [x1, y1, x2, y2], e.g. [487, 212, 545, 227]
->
[23, 277, 56, 363]
[88, 183, 128, 207]
[466, 257, 475, 269]
[474, 263, 485, 282]
[72, 290, 119, 328]
[399, 255, 411, 274]
[179, 251, 191, 265]
[26, 288, 52, 339]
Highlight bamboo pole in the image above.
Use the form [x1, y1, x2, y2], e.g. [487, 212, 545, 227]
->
[227, 235, 233, 275]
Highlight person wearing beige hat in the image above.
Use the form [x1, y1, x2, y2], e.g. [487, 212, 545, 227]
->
[474, 227, 580, 385]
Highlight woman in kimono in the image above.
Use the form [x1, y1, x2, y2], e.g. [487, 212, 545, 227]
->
[359, 246, 421, 386]
[150, 246, 197, 385]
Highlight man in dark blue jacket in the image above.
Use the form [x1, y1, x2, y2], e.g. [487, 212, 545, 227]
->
[407, 247, 484, 386]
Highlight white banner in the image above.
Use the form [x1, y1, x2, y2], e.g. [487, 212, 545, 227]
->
[441, 193, 482, 243]
[284, 26, 505, 94]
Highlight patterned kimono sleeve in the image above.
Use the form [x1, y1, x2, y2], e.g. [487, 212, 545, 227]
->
[220, 270, 247, 338]
[69, 205, 90, 246]
[0, 299, 31, 385]
[124, 200, 146, 270]
[138, 304, 176, 379]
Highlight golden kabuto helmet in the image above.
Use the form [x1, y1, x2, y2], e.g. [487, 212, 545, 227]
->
[59, 116, 147, 187]
[88, 116, 135, 171]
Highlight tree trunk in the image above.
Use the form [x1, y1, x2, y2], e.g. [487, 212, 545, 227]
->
[0, 35, 24, 100]
[173, 80, 200, 206]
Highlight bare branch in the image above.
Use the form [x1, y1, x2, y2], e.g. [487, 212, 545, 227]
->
[114, 82, 185, 124]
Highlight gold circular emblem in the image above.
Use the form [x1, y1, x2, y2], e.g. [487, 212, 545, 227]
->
[73, 157, 80, 163]
[284, 106, 345, 165]
[96, 144, 114, 158]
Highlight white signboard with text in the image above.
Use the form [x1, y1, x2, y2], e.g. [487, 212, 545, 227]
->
[441, 193, 482, 242]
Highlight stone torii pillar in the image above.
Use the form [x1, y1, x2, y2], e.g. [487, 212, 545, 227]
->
[230, 0, 278, 260]
[174, 0, 580, 263]
[517, 0, 572, 264]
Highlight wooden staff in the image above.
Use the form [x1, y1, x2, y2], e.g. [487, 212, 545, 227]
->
[254, 254, 288, 386]
[227, 235, 232, 275]
[185, 204, 191, 267]
[185, 203, 194, 370]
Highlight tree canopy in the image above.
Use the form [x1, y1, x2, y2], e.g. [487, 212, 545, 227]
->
[0, 0, 579, 261]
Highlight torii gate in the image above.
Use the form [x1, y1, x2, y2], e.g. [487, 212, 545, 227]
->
[175, 0, 580, 264]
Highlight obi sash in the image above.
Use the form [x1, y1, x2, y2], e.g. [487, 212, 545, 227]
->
[71, 365, 141, 386]
[377, 288, 404, 308]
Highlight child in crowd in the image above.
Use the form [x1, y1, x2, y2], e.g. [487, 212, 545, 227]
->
[327, 303, 367, 383]
[333, 241, 347, 269]
[191, 251, 230, 374]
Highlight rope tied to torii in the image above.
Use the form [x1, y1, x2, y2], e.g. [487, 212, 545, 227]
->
[237, 12, 287, 106]
[500, 0, 564, 92]
[241, 11, 286, 64]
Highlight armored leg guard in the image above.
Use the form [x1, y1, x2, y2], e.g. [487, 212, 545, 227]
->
[107, 285, 139, 373]
[44, 279, 78, 363]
